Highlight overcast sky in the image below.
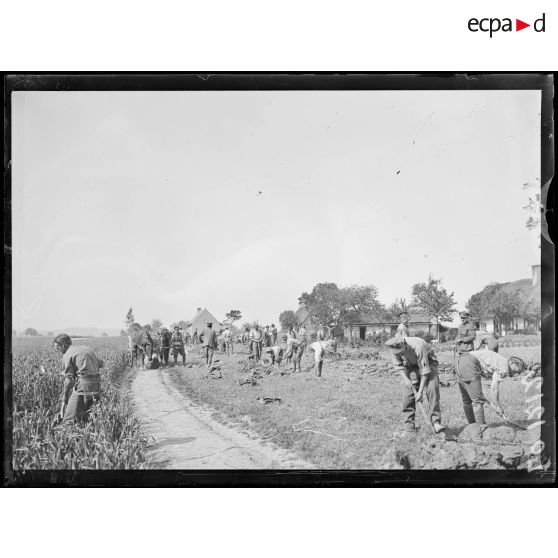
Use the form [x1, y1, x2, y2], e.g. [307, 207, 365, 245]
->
[12, 89, 541, 331]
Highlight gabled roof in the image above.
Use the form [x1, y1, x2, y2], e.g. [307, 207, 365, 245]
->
[190, 307, 221, 326]
[500, 278, 539, 302]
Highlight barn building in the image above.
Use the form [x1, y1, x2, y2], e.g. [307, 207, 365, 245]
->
[472, 264, 541, 334]
[188, 307, 222, 335]
[343, 307, 439, 340]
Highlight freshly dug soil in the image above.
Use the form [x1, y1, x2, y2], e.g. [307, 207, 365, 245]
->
[383, 426, 539, 469]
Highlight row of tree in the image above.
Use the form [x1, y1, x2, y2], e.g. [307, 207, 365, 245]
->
[279, 276, 457, 331]
[279, 274, 540, 333]
[122, 308, 243, 335]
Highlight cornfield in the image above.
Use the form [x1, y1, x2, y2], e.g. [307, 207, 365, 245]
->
[11, 336, 149, 470]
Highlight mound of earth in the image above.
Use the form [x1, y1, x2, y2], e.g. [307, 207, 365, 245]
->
[383, 426, 537, 469]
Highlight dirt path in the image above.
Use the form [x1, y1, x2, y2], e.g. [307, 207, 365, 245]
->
[131, 365, 314, 469]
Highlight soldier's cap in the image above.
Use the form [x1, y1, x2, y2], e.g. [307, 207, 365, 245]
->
[459, 311, 470, 317]
[398, 311, 408, 317]
[385, 336, 405, 349]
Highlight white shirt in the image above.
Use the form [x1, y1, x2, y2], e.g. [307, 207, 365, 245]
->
[470, 349, 509, 383]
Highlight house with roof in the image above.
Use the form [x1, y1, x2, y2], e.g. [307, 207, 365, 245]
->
[188, 307, 222, 335]
[471, 265, 541, 334]
[343, 307, 439, 340]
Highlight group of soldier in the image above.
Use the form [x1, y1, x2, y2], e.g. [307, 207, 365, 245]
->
[51, 308, 527, 439]
[385, 309, 526, 438]
[145, 321, 337, 378]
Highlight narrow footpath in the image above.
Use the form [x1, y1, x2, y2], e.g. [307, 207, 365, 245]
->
[131, 365, 314, 469]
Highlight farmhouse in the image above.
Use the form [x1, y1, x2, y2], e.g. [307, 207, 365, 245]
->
[343, 307, 440, 340]
[472, 264, 541, 334]
[188, 307, 222, 335]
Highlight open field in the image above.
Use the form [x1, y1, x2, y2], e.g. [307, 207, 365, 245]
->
[10, 336, 149, 470]
[9, 335, 544, 470]
[166, 342, 543, 469]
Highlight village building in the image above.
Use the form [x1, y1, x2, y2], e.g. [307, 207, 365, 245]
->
[472, 264, 541, 335]
[343, 307, 440, 340]
[188, 307, 222, 335]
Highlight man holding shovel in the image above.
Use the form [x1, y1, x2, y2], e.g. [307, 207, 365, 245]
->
[53, 333, 103, 425]
[454, 350, 526, 433]
[385, 336, 445, 436]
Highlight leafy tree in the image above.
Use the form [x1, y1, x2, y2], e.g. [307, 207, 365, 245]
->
[411, 275, 457, 326]
[151, 319, 163, 331]
[23, 328, 40, 336]
[46, 331, 54, 336]
[385, 298, 409, 321]
[119, 329, 127, 336]
[279, 310, 298, 331]
[225, 310, 242, 329]
[467, 283, 527, 333]
[490, 289, 524, 329]
[299, 282, 345, 328]
[300, 282, 386, 328]
[341, 284, 385, 323]
[101, 332, 108, 337]
[124, 308, 135, 332]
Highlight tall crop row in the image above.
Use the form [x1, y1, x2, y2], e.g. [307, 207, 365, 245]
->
[11, 337, 149, 470]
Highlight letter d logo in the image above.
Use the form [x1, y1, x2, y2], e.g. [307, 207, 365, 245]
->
[534, 13, 546, 32]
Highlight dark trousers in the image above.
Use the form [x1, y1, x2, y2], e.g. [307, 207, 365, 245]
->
[293, 344, 305, 372]
[173, 347, 186, 364]
[63, 389, 99, 424]
[402, 368, 441, 430]
[458, 377, 485, 423]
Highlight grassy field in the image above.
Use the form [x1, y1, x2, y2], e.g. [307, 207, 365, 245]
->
[10, 336, 149, 470]
[167, 342, 542, 469]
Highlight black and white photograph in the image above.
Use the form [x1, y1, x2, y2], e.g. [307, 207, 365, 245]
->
[3, 74, 554, 484]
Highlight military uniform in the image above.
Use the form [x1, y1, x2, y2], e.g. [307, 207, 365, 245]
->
[456, 314, 476, 354]
[454, 353, 486, 425]
[171, 330, 186, 364]
[202, 326, 218, 366]
[61, 345, 103, 424]
[223, 329, 233, 355]
[250, 327, 263, 362]
[159, 329, 171, 364]
[386, 336, 442, 432]
[293, 339, 306, 372]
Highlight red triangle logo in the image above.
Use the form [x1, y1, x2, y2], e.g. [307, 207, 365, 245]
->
[516, 19, 530, 31]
